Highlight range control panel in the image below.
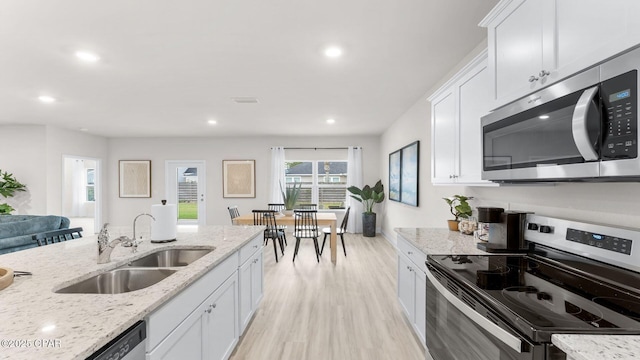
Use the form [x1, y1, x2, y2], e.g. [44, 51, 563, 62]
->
[566, 228, 633, 255]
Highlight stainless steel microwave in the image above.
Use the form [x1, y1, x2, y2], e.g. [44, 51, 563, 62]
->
[481, 46, 640, 182]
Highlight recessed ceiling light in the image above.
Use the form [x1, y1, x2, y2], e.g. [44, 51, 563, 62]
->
[326, 118, 336, 124]
[38, 95, 56, 103]
[324, 46, 343, 58]
[208, 120, 217, 125]
[539, 115, 550, 119]
[79, 128, 89, 132]
[75, 51, 100, 62]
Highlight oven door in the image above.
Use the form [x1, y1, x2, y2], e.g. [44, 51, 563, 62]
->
[425, 264, 556, 360]
[481, 67, 601, 182]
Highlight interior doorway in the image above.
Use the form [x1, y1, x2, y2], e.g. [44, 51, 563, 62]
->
[165, 160, 206, 225]
[62, 156, 102, 234]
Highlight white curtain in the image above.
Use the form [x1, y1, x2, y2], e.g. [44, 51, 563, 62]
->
[270, 147, 286, 204]
[346, 146, 363, 233]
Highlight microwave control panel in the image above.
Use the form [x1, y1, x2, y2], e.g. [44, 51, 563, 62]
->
[602, 70, 637, 160]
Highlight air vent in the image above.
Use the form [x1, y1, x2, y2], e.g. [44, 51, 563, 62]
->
[231, 97, 259, 104]
[446, 282, 459, 296]
[486, 312, 501, 325]
[461, 293, 476, 309]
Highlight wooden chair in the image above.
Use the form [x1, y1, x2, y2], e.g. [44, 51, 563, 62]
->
[267, 203, 288, 245]
[252, 210, 285, 262]
[32, 227, 84, 247]
[321, 207, 350, 257]
[228, 206, 240, 224]
[297, 203, 317, 210]
[293, 209, 320, 263]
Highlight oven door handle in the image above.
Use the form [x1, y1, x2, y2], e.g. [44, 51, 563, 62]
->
[425, 267, 524, 353]
[571, 85, 600, 161]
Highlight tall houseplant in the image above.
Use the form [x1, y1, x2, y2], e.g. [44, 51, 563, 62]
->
[280, 181, 302, 215]
[347, 180, 385, 237]
[0, 170, 27, 215]
[443, 195, 473, 231]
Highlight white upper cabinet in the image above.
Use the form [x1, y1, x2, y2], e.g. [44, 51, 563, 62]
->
[481, 0, 640, 109]
[429, 50, 496, 186]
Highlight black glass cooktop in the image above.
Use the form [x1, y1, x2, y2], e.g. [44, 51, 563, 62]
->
[427, 246, 640, 341]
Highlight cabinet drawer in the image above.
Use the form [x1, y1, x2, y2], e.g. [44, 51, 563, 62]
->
[397, 235, 427, 272]
[146, 253, 239, 350]
[239, 235, 262, 265]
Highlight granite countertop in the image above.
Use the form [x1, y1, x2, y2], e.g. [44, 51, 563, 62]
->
[0, 225, 264, 360]
[394, 227, 640, 360]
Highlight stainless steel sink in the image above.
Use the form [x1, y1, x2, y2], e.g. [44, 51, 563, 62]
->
[125, 248, 214, 267]
[55, 268, 177, 294]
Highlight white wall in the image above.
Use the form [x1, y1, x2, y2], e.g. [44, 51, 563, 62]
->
[107, 135, 380, 226]
[380, 40, 640, 242]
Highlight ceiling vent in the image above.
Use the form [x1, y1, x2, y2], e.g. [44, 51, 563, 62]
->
[231, 97, 259, 104]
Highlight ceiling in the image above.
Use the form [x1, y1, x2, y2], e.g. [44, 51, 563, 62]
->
[0, 0, 498, 138]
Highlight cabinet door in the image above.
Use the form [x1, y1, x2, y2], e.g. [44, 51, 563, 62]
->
[397, 252, 415, 321]
[238, 259, 253, 335]
[251, 252, 264, 309]
[456, 60, 493, 184]
[414, 269, 427, 348]
[431, 90, 457, 184]
[207, 275, 239, 360]
[556, 0, 640, 81]
[147, 301, 207, 360]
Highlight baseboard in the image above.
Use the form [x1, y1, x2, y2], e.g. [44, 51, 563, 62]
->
[380, 229, 396, 248]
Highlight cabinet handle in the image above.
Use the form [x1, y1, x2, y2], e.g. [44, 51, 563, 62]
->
[212, 304, 217, 309]
[253, 245, 259, 248]
[529, 75, 539, 83]
[539, 69, 550, 78]
[205, 308, 212, 314]
[408, 251, 413, 255]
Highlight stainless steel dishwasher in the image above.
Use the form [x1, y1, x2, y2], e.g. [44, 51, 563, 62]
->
[86, 320, 146, 360]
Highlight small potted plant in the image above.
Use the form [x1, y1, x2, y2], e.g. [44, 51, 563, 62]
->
[443, 195, 473, 231]
[0, 170, 26, 215]
[348, 180, 385, 237]
[280, 181, 302, 216]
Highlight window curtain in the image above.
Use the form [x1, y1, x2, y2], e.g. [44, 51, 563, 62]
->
[346, 146, 363, 233]
[270, 147, 286, 204]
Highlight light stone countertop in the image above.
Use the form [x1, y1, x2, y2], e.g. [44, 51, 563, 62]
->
[0, 225, 264, 360]
[394, 227, 640, 360]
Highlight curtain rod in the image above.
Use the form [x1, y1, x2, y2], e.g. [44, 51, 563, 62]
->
[271, 146, 362, 150]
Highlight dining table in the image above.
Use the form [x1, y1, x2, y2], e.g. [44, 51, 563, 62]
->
[233, 212, 338, 264]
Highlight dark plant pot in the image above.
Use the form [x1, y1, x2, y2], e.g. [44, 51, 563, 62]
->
[447, 219, 459, 231]
[363, 213, 377, 237]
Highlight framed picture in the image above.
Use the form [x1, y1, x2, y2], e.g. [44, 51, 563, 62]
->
[119, 160, 151, 198]
[388, 141, 420, 206]
[389, 150, 401, 202]
[400, 141, 419, 207]
[223, 160, 256, 198]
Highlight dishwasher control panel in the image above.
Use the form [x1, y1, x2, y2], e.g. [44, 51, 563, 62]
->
[87, 320, 146, 360]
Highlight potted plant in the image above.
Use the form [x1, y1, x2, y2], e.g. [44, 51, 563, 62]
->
[280, 181, 302, 216]
[347, 180, 385, 237]
[0, 170, 27, 215]
[443, 195, 473, 231]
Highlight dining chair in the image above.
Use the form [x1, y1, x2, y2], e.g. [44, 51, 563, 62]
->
[267, 203, 288, 245]
[320, 207, 350, 257]
[252, 210, 285, 262]
[292, 209, 321, 262]
[228, 205, 240, 224]
[297, 203, 317, 210]
[32, 227, 84, 247]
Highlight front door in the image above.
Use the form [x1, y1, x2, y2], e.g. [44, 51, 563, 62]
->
[165, 161, 206, 225]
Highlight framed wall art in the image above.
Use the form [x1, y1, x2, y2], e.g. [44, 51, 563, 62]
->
[119, 160, 151, 198]
[388, 141, 419, 206]
[223, 160, 256, 198]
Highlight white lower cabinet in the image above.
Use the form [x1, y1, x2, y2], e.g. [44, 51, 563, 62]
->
[146, 235, 263, 360]
[396, 235, 427, 347]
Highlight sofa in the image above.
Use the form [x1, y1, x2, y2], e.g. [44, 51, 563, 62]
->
[0, 215, 71, 255]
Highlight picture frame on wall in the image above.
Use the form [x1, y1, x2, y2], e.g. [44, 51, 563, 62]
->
[387, 141, 419, 206]
[119, 160, 151, 198]
[223, 160, 256, 198]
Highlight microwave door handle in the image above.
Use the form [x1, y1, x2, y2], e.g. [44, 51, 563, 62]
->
[571, 86, 600, 161]
[425, 267, 524, 353]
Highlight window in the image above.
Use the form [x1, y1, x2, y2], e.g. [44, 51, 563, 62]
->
[285, 161, 347, 209]
[86, 168, 95, 202]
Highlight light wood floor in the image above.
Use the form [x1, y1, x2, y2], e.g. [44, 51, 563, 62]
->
[229, 233, 426, 360]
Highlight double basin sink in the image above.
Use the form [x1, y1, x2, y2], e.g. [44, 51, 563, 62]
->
[56, 248, 214, 294]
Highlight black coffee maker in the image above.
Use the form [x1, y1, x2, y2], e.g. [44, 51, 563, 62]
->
[476, 207, 530, 253]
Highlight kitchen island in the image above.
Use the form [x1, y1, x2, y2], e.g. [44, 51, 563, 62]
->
[395, 227, 640, 360]
[0, 225, 264, 360]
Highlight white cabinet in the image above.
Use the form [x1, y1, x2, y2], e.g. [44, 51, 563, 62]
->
[396, 234, 427, 347]
[238, 243, 263, 335]
[428, 49, 495, 186]
[481, 0, 640, 108]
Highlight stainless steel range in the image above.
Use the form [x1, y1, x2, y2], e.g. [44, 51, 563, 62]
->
[425, 215, 640, 360]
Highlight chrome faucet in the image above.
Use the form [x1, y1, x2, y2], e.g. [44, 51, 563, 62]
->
[97, 223, 136, 264]
[132, 213, 155, 244]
